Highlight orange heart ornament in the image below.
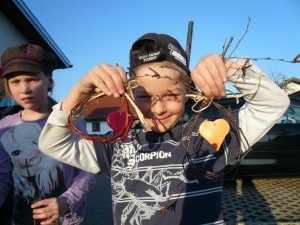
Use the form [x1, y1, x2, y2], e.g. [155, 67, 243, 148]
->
[198, 119, 230, 151]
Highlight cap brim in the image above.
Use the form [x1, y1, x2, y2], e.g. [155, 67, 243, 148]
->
[2, 62, 44, 77]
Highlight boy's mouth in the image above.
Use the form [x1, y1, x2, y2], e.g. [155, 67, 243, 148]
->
[151, 117, 168, 124]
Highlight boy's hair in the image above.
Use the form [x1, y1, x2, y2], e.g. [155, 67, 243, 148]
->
[137, 61, 191, 87]
[1, 44, 57, 77]
[129, 33, 190, 76]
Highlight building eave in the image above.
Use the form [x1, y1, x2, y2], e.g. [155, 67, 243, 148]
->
[0, 0, 72, 69]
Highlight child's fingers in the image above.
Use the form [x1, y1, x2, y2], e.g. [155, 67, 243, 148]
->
[214, 54, 228, 82]
[208, 55, 227, 97]
[90, 65, 115, 96]
[32, 199, 60, 224]
[89, 63, 126, 98]
[31, 199, 47, 208]
[192, 66, 218, 99]
[192, 54, 226, 99]
[115, 63, 128, 84]
[102, 63, 126, 96]
[32, 203, 52, 220]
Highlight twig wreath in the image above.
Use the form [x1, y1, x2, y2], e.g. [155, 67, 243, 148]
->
[68, 80, 148, 143]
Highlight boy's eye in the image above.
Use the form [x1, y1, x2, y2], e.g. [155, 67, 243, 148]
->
[166, 94, 177, 98]
[165, 93, 180, 100]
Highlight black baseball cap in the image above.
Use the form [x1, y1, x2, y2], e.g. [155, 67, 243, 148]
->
[129, 33, 190, 75]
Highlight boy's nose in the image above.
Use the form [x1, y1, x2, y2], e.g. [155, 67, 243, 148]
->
[151, 99, 167, 115]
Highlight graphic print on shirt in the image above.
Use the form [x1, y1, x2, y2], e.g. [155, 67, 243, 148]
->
[0, 122, 65, 216]
[110, 131, 222, 225]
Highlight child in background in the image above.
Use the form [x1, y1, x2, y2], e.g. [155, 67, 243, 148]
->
[39, 33, 289, 225]
[0, 44, 96, 225]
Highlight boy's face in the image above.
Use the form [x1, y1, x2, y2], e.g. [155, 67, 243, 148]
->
[131, 64, 187, 133]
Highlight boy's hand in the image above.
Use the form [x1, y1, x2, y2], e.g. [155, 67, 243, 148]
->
[62, 63, 127, 113]
[191, 54, 240, 99]
[78, 63, 127, 98]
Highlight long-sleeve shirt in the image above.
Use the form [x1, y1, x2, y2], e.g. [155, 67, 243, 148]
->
[38, 63, 289, 225]
[0, 113, 96, 225]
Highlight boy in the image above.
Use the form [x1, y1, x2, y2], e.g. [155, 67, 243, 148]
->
[39, 33, 289, 225]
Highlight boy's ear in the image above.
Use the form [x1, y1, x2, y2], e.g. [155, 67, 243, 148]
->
[185, 97, 189, 103]
[184, 88, 190, 103]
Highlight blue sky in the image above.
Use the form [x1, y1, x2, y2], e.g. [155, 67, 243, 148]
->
[23, 0, 300, 102]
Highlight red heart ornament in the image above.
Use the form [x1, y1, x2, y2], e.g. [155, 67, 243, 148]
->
[106, 111, 134, 137]
[198, 119, 230, 151]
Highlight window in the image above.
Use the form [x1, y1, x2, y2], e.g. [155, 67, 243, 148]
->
[279, 101, 300, 124]
[92, 122, 101, 132]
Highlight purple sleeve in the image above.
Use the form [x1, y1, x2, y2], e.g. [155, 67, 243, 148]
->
[59, 164, 97, 216]
[0, 147, 13, 207]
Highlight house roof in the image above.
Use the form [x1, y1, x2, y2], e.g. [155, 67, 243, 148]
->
[279, 77, 300, 88]
[83, 96, 137, 121]
[0, 0, 72, 69]
[278, 77, 300, 95]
